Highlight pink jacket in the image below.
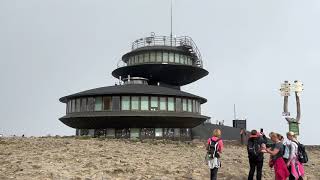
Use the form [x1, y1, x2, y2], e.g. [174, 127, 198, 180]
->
[274, 157, 290, 180]
[288, 141, 305, 179]
[207, 136, 224, 153]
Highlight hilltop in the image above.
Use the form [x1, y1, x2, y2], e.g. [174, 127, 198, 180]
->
[0, 137, 319, 180]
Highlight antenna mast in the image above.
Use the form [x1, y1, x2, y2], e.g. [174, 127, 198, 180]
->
[234, 104, 237, 120]
[170, 0, 173, 45]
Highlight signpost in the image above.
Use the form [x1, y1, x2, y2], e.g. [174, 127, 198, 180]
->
[280, 80, 304, 136]
[289, 122, 299, 135]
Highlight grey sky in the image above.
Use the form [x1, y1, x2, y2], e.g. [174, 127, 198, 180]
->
[0, 0, 319, 144]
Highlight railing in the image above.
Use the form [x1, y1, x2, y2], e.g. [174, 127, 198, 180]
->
[131, 35, 203, 68]
[117, 59, 126, 68]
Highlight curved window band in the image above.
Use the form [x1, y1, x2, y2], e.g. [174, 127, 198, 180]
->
[126, 51, 194, 66]
[67, 96, 201, 114]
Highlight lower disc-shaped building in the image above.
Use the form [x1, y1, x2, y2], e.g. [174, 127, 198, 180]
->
[59, 35, 210, 139]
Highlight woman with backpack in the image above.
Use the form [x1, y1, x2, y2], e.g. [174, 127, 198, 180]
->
[286, 131, 305, 180]
[206, 129, 224, 180]
[264, 132, 290, 180]
[247, 129, 267, 180]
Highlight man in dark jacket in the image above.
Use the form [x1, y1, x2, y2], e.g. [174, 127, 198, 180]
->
[247, 129, 267, 180]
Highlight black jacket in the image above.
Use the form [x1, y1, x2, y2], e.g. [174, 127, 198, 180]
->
[247, 135, 267, 161]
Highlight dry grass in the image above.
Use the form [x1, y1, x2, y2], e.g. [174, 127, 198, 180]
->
[0, 137, 319, 180]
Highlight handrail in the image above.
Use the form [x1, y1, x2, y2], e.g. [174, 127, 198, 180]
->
[117, 59, 126, 68]
[131, 35, 203, 68]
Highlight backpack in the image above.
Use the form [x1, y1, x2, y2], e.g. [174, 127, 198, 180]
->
[247, 138, 261, 158]
[283, 143, 290, 159]
[208, 138, 221, 158]
[293, 141, 308, 163]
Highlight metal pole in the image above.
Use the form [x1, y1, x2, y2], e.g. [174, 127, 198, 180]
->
[170, 0, 173, 46]
[234, 104, 237, 120]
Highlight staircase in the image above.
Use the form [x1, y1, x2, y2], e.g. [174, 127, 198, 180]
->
[181, 44, 202, 68]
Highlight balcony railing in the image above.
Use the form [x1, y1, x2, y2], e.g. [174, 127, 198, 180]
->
[131, 35, 203, 68]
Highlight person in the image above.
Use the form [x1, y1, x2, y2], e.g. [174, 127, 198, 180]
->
[286, 132, 304, 180]
[240, 128, 247, 145]
[206, 129, 224, 180]
[276, 133, 291, 163]
[247, 129, 267, 180]
[264, 132, 289, 180]
[277, 134, 284, 144]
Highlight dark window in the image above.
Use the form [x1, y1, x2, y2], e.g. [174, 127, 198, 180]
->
[175, 98, 182, 112]
[81, 98, 87, 112]
[180, 128, 191, 139]
[75, 99, 81, 112]
[87, 97, 95, 111]
[140, 128, 155, 139]
[103, 96, 112, 111]
[106, 128, 115, 138]
[112, 96, 120, 111]
[174, 128, 180, 137]
[163, 128, 175, 138]
[94, 129, 106, 137]
[80, 129, 89, 136]
[67, 100, 72, 113]
[115, 128, 130, 138]
[71, 99, 76, 112]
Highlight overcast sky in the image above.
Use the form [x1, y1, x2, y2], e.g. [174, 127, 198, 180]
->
[0, 0, 319, 144]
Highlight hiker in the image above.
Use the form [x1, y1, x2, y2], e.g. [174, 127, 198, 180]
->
[240, 128, 247, 145]
[247, 129, 267, 180]
[286, 132, 305, 180]
[276, 133, 290, 163]
[264, 132, 289, 180]
[277, 134, 284, 143]
[206, 129, 224, 180]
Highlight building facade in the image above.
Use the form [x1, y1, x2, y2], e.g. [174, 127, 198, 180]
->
[59, 35, 209, 140]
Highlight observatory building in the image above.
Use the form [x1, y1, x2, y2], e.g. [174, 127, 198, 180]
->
[59, 35, 209, 139]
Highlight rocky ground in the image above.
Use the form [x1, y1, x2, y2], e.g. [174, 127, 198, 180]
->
[0, 137, 319, 180]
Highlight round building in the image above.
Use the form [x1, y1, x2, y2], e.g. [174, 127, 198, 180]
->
[59, 35, 209, 140]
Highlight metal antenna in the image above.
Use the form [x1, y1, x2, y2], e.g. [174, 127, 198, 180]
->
[234, 104, 237, 120]
[170, 0, 173, 46]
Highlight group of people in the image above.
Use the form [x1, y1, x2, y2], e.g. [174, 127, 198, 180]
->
[206, 129, 306, 180]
